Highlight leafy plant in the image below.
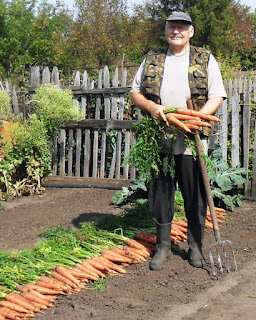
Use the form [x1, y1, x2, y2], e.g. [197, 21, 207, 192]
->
[0, 117, 51, 199]
[32, 84, 83, 136]
[207, 143, 246, 210]
[0, 91, 12, 121]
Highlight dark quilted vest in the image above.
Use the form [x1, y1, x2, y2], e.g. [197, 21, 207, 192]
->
[140, 46, 213, 136]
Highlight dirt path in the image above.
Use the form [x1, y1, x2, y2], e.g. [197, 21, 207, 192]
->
[0, 187, 256, 319]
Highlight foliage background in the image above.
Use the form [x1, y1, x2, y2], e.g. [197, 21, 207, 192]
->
[0, 0, 255, 83]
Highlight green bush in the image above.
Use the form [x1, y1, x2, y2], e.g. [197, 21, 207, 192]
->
[0, 117, 51, 199]
[33, 84, 83, 136]
[0, 91, 12, 121]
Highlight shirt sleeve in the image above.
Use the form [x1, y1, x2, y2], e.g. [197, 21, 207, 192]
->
[207, 54, 227, 99]
[130, 59, 146, 93]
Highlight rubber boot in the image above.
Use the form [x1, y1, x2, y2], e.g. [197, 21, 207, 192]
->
[187, 224, 205, 268]
[149, 224, 171, 270]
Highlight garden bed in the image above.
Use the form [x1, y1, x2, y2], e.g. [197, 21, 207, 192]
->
[0, 187, 255, 319]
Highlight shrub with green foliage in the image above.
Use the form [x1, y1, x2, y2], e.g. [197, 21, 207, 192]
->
[33, 84, 83, 136]
[0, 91, 12, 121]
[0, 117, 51, 199]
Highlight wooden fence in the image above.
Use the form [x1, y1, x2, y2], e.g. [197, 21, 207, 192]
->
[11, 66, 256, 195]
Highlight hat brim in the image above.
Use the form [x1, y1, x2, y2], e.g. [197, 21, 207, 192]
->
[166, 18, 192, 24]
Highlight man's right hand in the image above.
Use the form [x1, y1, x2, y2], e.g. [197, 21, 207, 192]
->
[149, 103, 167, 122]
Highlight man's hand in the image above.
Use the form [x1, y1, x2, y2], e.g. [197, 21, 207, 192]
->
[150, 103, 167, 122]
[130, 91, 167, 122]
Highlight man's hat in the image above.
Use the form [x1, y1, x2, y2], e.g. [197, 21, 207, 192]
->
[166, 11, 192, 24]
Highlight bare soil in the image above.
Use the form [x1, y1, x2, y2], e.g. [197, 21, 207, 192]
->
[0, 185, 256, 320]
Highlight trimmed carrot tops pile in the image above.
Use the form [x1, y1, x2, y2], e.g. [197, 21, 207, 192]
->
[0, 206, 227, 320]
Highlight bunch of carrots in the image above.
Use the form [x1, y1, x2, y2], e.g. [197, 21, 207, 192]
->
[0, 239, 150, 320]
[163, 107, 220, 133]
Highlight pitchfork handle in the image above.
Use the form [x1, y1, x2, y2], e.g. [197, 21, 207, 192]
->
[186, 99, 222, 244]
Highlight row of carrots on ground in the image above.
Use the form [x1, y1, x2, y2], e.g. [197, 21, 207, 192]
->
[0, 207, 226, 320]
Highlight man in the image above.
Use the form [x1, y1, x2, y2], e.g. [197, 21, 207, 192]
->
[130, 11, 226, 270]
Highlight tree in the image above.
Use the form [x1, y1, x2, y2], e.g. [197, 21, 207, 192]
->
[71, 0, 130, 68]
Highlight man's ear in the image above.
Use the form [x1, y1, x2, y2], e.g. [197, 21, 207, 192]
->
[189, 26, 194, 38]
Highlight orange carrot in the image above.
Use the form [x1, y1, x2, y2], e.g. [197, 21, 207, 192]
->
[35, 280, 66, 292]
[55, 266, 80, 287]
[173, 108, 220, 122]
[69, 269, 98, 281]
[123, 246, 147, 261]
[23, 283, 61, 295]
[5, 293, 39, 312]
[185, 123, 200, 131]
[0, 314, 5, 320]
[166, 114, 192, 132]
[136, 240, 155, 253]
[85, 258, 111, 273]
[134, 232, 157, 245]
[188, 119, 211, 127]
[21, 292, 53, 308]
[0, 307, 23, 320]
[95, 257, 126, 274]
[126, 239, 150, 254]
[110, 247, 142, 262]
[172, 220, 188, 228]
[17, 287, 57, 302]
[76, 263, 105, 278]
[169, 113, 199, 121]
[51, 271, 79, 289]
[0, 301, 33, 315]
[101, 249, 133, 263]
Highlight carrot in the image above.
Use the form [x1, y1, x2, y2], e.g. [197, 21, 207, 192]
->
[185, 123, 200, 131]
[76, 263, 105, 278]
[169, 113, 199, 121]
[205, 221, 213, 229]
[0, 307, 23, 320]
[5, 293, 39, 312]
[173, 108, 220, 122]
[21, 292, 53, 308]
[134, 232, 157, 245]
[110, 247, 141, 262]
[172, 220, 188, 228]
[85, 258, 111, 273]
[35, 280, 66, 292]
[69, 269, 98, 281]
[123, 246, 146, 261]
[0, 301, 32, 315]
[51, 271, 79, 289]
[188, 119, 211, 127]
[172, 224, 187, 233]
[55, 265, 80, 287]
[166, 114, 192, 132]
[17, 287, 57, 302]
[126, 239, 150, 257]
[23, 283, 61, 295]
[101, 249, 133, 263]
[136, 240, 155, 253]
[95, 257, 126, 274]
[0, 314, 5, 320]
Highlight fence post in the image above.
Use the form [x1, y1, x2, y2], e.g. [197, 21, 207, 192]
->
[231, 79, 240, 167]
[29, 66, 40, 87]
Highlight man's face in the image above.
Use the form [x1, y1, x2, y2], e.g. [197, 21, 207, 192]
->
[165, 21, 194, 51]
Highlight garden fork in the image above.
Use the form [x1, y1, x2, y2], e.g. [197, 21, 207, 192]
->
[187, 100, 238, 276]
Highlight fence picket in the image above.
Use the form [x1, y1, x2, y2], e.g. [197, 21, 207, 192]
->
[242, 81, 251, 194]
[51, 66, 60, 85]
[231, 79, 240, 167]
[42, 67, 51, 84]
[68, 129, 73, 177]
[59, 129, 66, 176]
[81, 70, 88, 118]
[252, 119, 256, 197]
[75, 129, 82, 177]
